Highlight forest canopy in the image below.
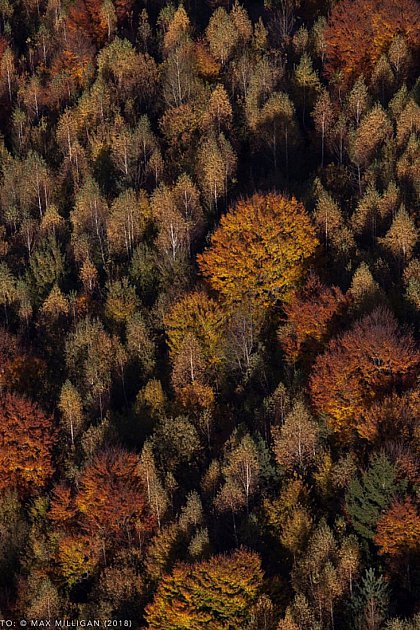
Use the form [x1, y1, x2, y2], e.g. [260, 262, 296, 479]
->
[0, 0, 419, 627]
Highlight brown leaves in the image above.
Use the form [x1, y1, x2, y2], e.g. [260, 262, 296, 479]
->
[0, 392, 54, 497]
[278, 273, 347, 364]
[375, 498, 420, 558]
[325, 0, 420, 84]
[310, 307, 420, 439]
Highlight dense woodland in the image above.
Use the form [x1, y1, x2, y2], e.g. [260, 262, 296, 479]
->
[0, 0, 419, 627]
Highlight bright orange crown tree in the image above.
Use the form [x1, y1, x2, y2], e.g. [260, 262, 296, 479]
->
[198, 193, 318, 310]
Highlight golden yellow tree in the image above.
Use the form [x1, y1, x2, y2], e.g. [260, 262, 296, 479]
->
[198, 193, 318, 309]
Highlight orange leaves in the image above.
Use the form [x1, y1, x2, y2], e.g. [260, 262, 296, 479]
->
[49, 449, 155, 539]
[278, 274, 347, 364]
[325, 0, 420, 84]
[75, 449, 154, 538]
[375, 498, 420, 558]
[0, 392, 54, 497]
[310, 308, 420, 439]
[48, 449, 155, 586]
[198, 193, 318, 310]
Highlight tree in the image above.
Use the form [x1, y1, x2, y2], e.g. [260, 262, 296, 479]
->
[164, 291, 225, 372]
[111, 115, 161, 189]
[196, 132, 236, 209]
[310, 308, 419, 438]
[379, 205, 418, 262]
[347, 77, 370, 126]
[56, 533, 101, 588]
[294, 53, 320, 124]
[345, 454, 402, 541]
[254, 91, 299, 174]
[0, 393, 54, 497]
[312, 89, 335, 167]
[216, 433, 261, 514]
[126, 313, 155, 376]
[375, 498, 420, 558]
[206, 8, 238, 65]
[65, 316, 115, 417]
[145, 549, 263, 629]
[292, 523, 360, 629]
[71, 178, 109, 268]
[58, 380, 84, 447]
[138, 441, 169, 530]
[348, 262, 384, 316]
[324, 0, 420, 84]
[163, 5, 190, 53]
[198, 193, 318, 309]
[349, 105, 392, 194]
[278, 273, 346, 364]
[104, 277, 139, 326]
[107, 189, 149, 258]
[351, 568, 389, 630]
[75, 449, 154, 542]
[272, 400, 319, 473]
[203, 83, 232, 133]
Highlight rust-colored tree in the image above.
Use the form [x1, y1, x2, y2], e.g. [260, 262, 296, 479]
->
[324, 0, 420, 84]
[0, 392, 54, 497]
[198, 193, 318, 309]
[310, 308, 419, 440]
[375, 498, 420, 559]
[278, 273, 347, 364]
[75, 448, 155, 540]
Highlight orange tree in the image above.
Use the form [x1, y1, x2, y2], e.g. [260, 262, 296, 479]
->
[310, 308, 419, 440]
[198, 193, 318, 310]
[0, 392, 54, 497]
[325, 0, 420, 85]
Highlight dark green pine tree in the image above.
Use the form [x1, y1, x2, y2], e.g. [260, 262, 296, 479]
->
[345, 453, 405, 540]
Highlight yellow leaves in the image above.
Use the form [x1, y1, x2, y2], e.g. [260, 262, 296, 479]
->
[198, 193, 318, 310]
[163, 6, 190, 53]
[164, 291, 226, 369]
[379, 205, 418, 261]
[145, 549, 263, 629]
[41, 285, 69, 320]
[56, 534, 100, 587]
[107, 189, 149, 257]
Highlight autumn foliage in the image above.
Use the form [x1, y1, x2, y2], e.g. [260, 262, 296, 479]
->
[0, 392, 54, 497]
[278, 274, 347, 363]
[145, 549, 263, 629]
[310, 308, 419, 439]
[325, 0, 420, 83]
[375, 498, 420, 558]
[0, 0, 419, 622]
[50, 448, 154, 539]
[198, 193, 318, 309]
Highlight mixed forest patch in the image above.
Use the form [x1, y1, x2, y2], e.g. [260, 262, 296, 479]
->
[0, 0, 419, 627]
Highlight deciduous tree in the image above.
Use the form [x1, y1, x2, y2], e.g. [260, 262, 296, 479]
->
[310, 308, 419, 438]
[0, 393, 54, 497]
[199, 193, 318, 309]
[145, 549, 263, 629]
